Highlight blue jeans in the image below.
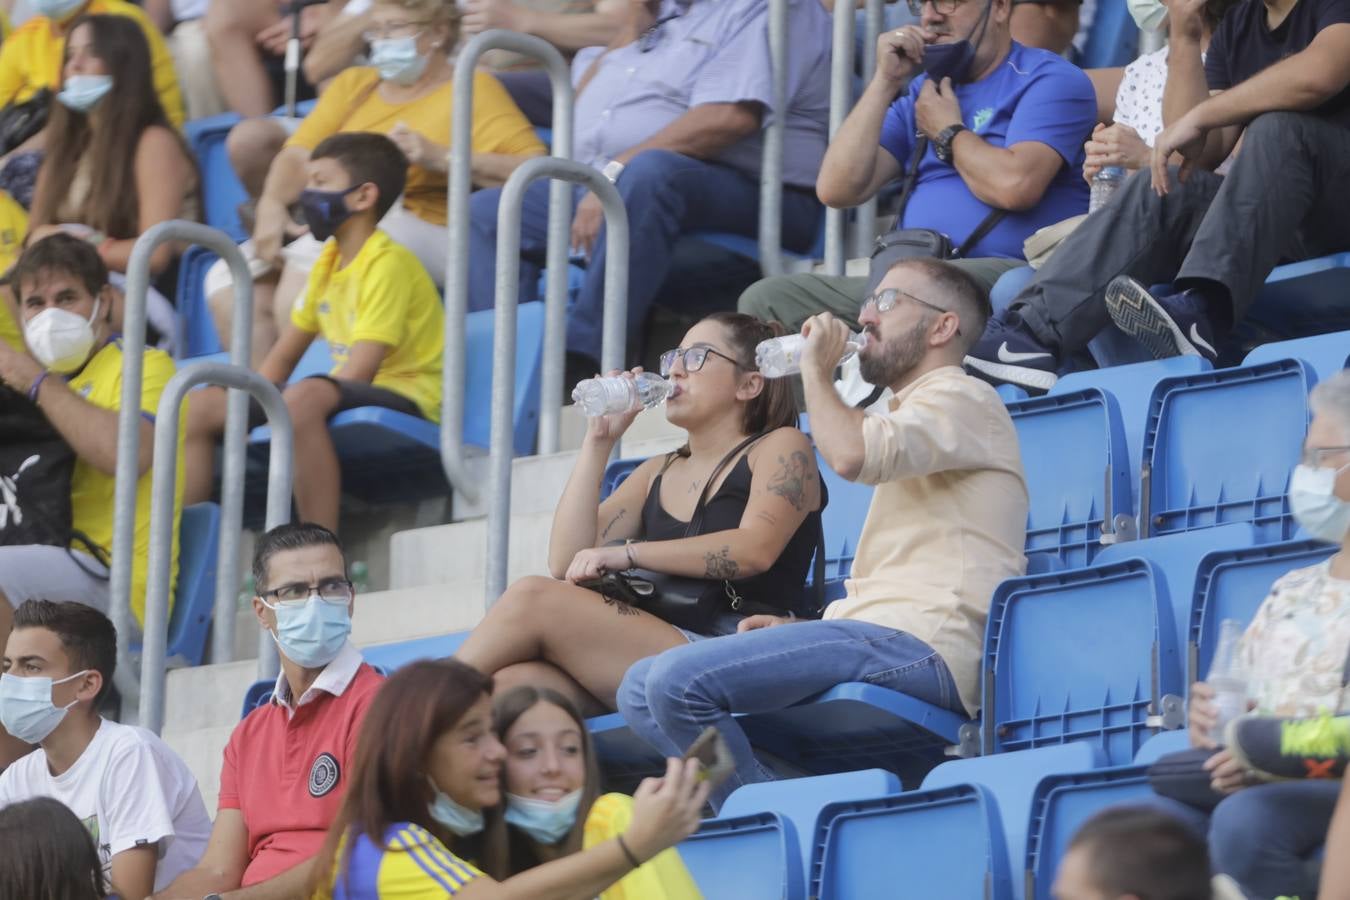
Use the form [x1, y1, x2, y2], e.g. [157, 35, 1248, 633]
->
[467, 149, 823, 362]
[617, 620, 960, 809]
[1150, 781, 1338, 899]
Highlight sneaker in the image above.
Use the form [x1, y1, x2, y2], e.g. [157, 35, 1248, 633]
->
[963, 315, 1059, 391]
[1225, 711, 1350, 781]
[1104, 276, 1220, 363]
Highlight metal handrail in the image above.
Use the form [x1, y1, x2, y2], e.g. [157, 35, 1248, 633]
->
[485, 157, 628, 604]
[822, 0, 857, 275]
[140, 364, 293, 733]
[113, 222, 260, 707]
[444, 31, 575, 483]
[757, 0, 788, 277]
[854, 0, 886, 258]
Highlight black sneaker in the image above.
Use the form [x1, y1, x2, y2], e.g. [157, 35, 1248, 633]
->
[963, 315, 1059, 391]
[1225, 712, 1350, 781]
[1104, 276, 1220, 363]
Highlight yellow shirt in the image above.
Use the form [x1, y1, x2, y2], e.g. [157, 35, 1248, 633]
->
[327, 823, 482, 898]
[285, 67, 545, 225]
[583, 793, 703, 900]
[825, 366, 1029, 718]
[0, 0, 185, 128]
[0, 189, 29, 275]
[67, 339, 183, 628]
[0, 295, 20, 351]
[292, 229, 444, 421]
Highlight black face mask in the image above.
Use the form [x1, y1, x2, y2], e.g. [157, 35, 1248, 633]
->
[298, 183, 363, 242]
[921, 0, 994, 83]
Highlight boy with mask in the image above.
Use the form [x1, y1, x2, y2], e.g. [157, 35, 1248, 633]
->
[0, 233, 184, 769]
[155, 522, 384, 900]
[184, 131, 444, 533]
[0, 600, 211, 900]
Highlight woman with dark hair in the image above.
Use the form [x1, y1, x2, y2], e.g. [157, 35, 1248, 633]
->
[457, 311, 825, 716]
[0, 796, 109, 900]
[310, 659, 707, 899]
[486, 686, 700, 898]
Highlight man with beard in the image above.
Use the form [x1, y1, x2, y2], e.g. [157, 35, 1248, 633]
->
[617, 258, 1029, 810]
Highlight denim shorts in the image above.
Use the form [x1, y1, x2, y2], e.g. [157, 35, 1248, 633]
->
[675, 610, 746, 643]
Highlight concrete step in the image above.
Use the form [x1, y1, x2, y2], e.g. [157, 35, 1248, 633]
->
[162, 724, 235, 815]
[389, 511, 556, 590]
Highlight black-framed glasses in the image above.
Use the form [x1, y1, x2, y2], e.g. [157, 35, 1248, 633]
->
[1302, 446, 1350, 468]
[260, 577, 354, 607]
[861, 288, 961, 335]
[905, 0, 965, 15]
[658, 346, 745, 377]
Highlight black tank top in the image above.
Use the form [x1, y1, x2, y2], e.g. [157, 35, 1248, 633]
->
[638, 452, 821, 613]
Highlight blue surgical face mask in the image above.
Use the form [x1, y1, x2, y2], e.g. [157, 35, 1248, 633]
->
[922, 0, 993, 84]
[57, 74, 114, 113]
[368, 36, 429, 85]
[504, 790, 582, 844]
[1290, 462, 1350, 544]
[33, 0, 86, 20]
[1126, 0, 1169, 32]
[0, 670, 89, 744]
[298, 184, 362, 243]
[263, 595, 352, 669]
[428, 778, 486, 836]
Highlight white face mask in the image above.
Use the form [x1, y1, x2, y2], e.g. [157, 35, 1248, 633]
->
[33, 0, 86, 20]
[1290, 462, 1350, 544]
[24, 298, 101, 374]
[504, 789, 582, 844]
[1126, 0, 1169, 32]
[427, 777, 485, 836]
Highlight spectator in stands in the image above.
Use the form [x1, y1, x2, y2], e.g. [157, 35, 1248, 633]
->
[208, 0, 543, 363]
[619, 258, 1029, 809]
[143, 0, 223, 120]
[153, 522, 384, 900]
[1149, 369, 1350, 899]
[185, 132, 442, 532]
[1011, 0, 1081, 54]
[467, 0, 831, 374]
[0, 235, 185, 770]
[484, 685, 701, 895]
[0, 600, 212, 899]
[204, 0, 341, 118]
[963, 0, 1350, 390]
[1052, 806, 1212, 900]
[27, 15, 200, 291]
[306, 658, 708, 899]
[0, 796, 109, 900]
[737, 0, 1096, 339]
[456, 312, 824, 715]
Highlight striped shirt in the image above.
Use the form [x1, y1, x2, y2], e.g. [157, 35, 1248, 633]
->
[330, 823, 482, 899]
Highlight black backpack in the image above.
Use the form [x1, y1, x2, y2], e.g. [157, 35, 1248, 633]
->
[0, 383, 77, 548]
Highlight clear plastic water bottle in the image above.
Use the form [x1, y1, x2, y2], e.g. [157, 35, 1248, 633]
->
[755, 331, 870, 378]
[1089, 166, 1126, 213]
[1207, 618, 1249, 744]
[571, 372, 674, 417]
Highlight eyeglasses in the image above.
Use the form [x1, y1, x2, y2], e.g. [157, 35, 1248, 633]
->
[905, 0, 966, 15]
[260, 578, 354, 607]
[362, 20, 429, 41]
[1302, 446, 1350, 468]
[658, 346, 745, 377]
[860, 288, 961, 335]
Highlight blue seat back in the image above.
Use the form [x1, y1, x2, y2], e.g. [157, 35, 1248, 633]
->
[1079, 0, 1139, 68]
[1249, 255, 1350, 340]
[465, 302, 545, 455]
[1142, 360, 1314, 540]
[361, 632, 470, 672]
[816, 448, 873, 583]
[599, 457, 645, 500]
[184, 113, 247, 242]
[241, 678, 273, 719]
[1242, 330, 1350, 383]
[680, 813, 803, 900]
[167, 502, 221, 667]
[176, 246, 223, 358]
[1008, 388, 1131, 568]
[984, 560, 1182, 765]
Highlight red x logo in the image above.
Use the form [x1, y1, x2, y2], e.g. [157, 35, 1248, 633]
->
[1304, 759, 1339, 779]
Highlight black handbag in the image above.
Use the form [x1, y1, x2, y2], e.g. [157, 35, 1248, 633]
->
[866, 136, 1007, 293]
[0, 383, 76, 548]
[0, 89, 52, 157]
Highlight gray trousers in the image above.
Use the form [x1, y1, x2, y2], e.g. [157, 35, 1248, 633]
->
[737, 257, 1022, 332]
[1010, 110, 1350, 354]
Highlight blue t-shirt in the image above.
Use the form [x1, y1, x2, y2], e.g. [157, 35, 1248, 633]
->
[879, 43, 1096, 259]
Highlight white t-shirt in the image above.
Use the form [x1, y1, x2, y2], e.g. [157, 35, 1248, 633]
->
[0, 719, 212, 892]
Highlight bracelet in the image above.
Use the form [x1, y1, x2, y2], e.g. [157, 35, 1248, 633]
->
[27, 370, 48, 403]
[616, 834, 642, 870]
[625, 541, 638, 569]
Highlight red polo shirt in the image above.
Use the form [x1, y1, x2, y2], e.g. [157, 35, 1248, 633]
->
[218, 643, 384, 887]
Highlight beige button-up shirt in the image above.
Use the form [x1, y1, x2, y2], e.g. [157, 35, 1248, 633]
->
[824, 365, 1029, 717]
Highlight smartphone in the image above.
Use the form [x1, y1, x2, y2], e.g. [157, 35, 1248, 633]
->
[683, 726, 734, 789]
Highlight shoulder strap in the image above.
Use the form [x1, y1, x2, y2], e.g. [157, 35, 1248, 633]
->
[686, 432, 766, 538]
[952, 208, 1007, 260]
[894, 135, 929, 225]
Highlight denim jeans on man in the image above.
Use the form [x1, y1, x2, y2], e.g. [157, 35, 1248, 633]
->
[467, 148, 822, 363]
[617, 619, 959, 809]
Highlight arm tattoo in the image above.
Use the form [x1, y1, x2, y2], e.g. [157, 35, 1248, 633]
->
[766, 451, 813, 512]
[600, 509, 627, 540]
[704, 546, 740, 580]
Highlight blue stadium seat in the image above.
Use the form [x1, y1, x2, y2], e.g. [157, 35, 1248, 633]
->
[1141, 359, 1314, 540]
[1248, 254, 1350, 341]
[360, 632, 469, 672]
[241, 678, 273, 718]
[176, 245, 223, 358]
[185, 113, 247, 242]
[599, 457, 644, 500]
[812, 744, 1100, 900]
[1242, 330, 1350, 383]
[680, 813, 804, 900]
[686, 203, 828, 270]
[815, 447, 872, 585]
[996, 382, 1029, 403]
[983, 559, 1184, 765]
[1007, 387, 1132, 568]
[1078, 0, 1139, 68]
[165, 502, 221, 668]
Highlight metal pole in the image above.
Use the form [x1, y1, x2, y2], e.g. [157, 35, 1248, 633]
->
[757, 0, 788, 277]
[116, 221, 257, 708]
[854, 0, 886, 258]
[487, 157, 628, 604]
[823, 0, 855, 275]
[445, 31, 574, 489]
[141, 364, 293, 733]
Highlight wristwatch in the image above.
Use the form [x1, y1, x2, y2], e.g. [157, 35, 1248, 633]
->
[600, 159, 626, 184]
[203, 894, 224, 900]
[933, 123, 967, 165]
